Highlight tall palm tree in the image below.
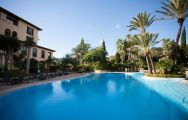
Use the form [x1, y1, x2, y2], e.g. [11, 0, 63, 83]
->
[126, 34, 139, 61]
[128, 12, 157, 73]
[133, 33, 160, 74]
[156, 0, 188, 44]
[25, 37, 35, 74]
[116, 38, 125, 63]
[128, 12, 156, 33]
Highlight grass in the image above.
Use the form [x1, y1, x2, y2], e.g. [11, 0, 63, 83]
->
[145, 73, 185, 78]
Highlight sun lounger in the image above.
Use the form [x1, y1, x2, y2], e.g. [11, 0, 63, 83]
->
[46, 72, 53, 79]
[38, 73, 47, 80]
[24, 74, 39, 82]
[3, 73, 22, 85]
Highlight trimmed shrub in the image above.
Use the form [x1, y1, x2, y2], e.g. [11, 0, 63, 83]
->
[145, 73, 185, 78]
[156, 57, 173, 74]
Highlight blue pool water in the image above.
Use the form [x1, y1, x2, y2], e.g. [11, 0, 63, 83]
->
[0, 73, 188, 120]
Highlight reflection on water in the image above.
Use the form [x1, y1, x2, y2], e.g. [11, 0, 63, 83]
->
[0, 83, 53, 120]
[0, 73, 188, 120]
[107, 80, 116, 95]
[50, 81, 74, 101]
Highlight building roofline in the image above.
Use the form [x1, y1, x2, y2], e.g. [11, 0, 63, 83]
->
[0, 7, 42, 30]
[34, 45, 56, 52]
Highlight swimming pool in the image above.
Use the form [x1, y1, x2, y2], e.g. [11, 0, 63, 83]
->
[0, 73, 188, 120]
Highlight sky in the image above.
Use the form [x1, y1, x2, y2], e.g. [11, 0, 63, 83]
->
[0, 0, 188, 58]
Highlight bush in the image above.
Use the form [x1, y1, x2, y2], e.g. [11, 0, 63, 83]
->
[49, 66, 58, 72]
[156, 57, 173, 74]
[145, 73, 185, 78]
[93, 61, 103, 70]
[0, 70, 29, 77]
[39, 61, 46, 72]
[79, 65, 94, 72]
[29, 58, 39, 73]
[171, 65, 184, 74]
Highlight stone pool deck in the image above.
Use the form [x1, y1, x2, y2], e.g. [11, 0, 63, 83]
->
[126, 72, 188, 112]
[0, 73, 87, 95]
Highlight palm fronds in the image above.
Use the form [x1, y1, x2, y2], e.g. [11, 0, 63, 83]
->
[156, 0, 188, 19]
[128, 12, 156, 32]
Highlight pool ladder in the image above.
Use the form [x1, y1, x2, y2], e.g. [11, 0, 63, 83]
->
[183, 96, 188, 103]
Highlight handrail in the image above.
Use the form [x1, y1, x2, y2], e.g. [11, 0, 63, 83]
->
[183, 96, 188, 103]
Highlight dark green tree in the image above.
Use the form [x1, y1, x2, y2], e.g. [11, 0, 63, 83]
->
[162, 39, 179, 65]
[83, 42, 108, 70]
[72, 38, 90, 64]
[29, 58, 39, 73]
[101, 40, 108, 63]
[61, 54, 79, 71]
[115, 52, 121, 71]
[115, 53, 121, 64]
[0, 35, 21, 71]
[13, 51, 26, 71]
[181, 27, 186, 50]
[179, 27, 187, 65]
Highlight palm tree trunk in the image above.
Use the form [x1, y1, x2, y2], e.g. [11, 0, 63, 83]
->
[4, 51, 10, 72]
[148, 53, 156, 74]
[26, 47, 31, 74]
[10, 51, 14, 71]
[146, 54, 152, 74]
[10, 55, 13, 71]
[176, 20, 184, 44]
[128, 51, 130, 60]
[4, 55, 9, 72]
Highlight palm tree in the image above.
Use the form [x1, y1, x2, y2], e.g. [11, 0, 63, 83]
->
[126, 34, 139, 61]
[25, 37, 36, 74]
[128, 12, 157, 73]
[128, 12, 156, 33]
[133, 33, 160, 74]
[156, 0, 188, 44]
[116, 38, 125, 63]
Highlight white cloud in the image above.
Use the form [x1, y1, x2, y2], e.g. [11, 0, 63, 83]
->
[115, 24, 121, 29]
[99, 40, 103, 44]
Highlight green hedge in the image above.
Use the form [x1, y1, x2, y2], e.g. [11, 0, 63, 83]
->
[145, 73, 185, 78]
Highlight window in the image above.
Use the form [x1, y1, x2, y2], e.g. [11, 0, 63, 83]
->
[5, 29, 11, 36]
[6, 15, 18, 26]
[32, 48, 37, 57]
[41, 50, 45, 58]
[27, 27, 33, 36]
[12, 31, 17, 38]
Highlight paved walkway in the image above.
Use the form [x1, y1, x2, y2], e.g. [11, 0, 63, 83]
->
[0, 73, 87, 95]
